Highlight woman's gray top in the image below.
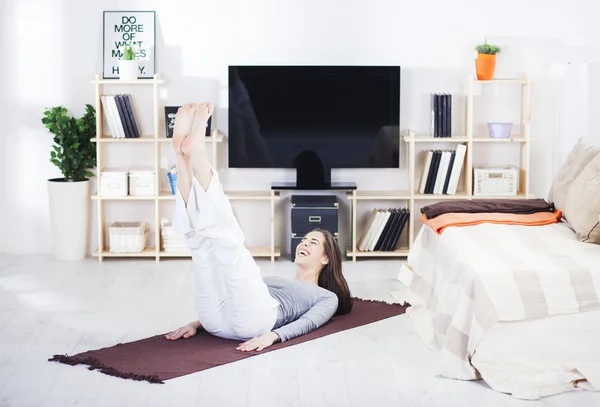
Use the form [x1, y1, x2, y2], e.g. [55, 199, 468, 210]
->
[264, 276, 338, 342]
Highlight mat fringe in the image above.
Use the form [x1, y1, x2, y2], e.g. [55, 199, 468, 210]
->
[48, 354, 164, 384]
[352, 297, 409, 307]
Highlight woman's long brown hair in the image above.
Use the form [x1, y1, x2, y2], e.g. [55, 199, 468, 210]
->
[313, 229, 353, 315]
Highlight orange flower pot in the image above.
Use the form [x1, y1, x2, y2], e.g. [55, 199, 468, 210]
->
[475, 53, 496, 80]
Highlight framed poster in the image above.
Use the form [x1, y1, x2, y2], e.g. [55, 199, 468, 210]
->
[103, 11, 156, 79]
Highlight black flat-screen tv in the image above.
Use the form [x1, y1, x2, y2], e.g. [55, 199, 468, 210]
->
[228, 65, 400, 188]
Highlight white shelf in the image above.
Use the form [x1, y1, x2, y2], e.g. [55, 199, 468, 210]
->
[413, 192, 470, 200]
[154, 246, 281, 259]
[347, 191, 411, 200]
[403, 135, 469, 143]
[472, 136, 527, 143]
[346, 247, 410, 258]
[158, 192, 177, 200]
[91, 134, 225, 143]
[93, 247, 158, 258]
[92, 194, 155, 201]
[475, 78, 528, 85]
[91, 135, 156, 143]
[472, 192, 528, 200]
[157, 133, 225, 143]
[93, 246, 282, 259]
[157, 190, 280, 201]
[158, 250, 191, 258]
[91, 77, 164, 85]
[226, 191, 280, 200]
[248, 246, 282, 258]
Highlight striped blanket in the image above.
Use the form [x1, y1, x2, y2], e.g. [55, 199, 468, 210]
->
[393, 221, 600, 380]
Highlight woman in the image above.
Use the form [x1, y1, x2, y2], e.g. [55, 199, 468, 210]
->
[165, 102, 353, 352]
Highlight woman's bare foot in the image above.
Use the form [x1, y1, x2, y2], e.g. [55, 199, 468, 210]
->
[181, 102, 214, 156]
[172, 103, 196, 154]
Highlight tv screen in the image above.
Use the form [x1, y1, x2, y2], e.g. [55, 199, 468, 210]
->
[228, 66, 400, 170]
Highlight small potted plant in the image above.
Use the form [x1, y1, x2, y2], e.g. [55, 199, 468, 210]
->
[118, 43, 139, 81]
[42, 104, 96, 260]
[474, 43, 501, 80]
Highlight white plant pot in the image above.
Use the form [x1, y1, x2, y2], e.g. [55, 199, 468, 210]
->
[118, 60, 139, 81]
[48, 179, 90, 261]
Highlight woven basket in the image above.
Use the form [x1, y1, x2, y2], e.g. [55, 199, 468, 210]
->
[109, 222, 148, 253]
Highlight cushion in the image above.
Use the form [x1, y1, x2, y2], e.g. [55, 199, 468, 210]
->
[548, 137, 600, 212]
[563, 152, 600, 243]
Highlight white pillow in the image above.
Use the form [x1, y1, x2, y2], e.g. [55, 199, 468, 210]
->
[548, 137, 600, 213]
[563, 152, 600, 243]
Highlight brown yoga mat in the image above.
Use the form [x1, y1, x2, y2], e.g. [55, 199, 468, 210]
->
[49, 298, 407, 384]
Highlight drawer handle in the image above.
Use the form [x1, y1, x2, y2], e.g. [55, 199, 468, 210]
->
[309, 216, 321, 223]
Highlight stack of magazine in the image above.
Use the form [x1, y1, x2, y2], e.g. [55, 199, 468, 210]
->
[419, 144, 467, 195]
[161, 222, 188, 253]
[100, 94, 141, 138]
[430, 93, 452, 137]
[357, 208, 409, 252]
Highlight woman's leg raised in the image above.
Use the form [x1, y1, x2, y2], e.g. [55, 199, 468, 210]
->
[176, 103, 279, 340]
[171, 105, 229, 335]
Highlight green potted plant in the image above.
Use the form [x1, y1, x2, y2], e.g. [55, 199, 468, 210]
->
[474, 43, 501, 80]
[42, 104, 96, 260]
[118, 43, 138, 80]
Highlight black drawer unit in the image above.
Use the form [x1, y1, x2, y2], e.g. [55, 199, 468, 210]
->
[290, 195, 338, 262]
[291, 195, 339, 236]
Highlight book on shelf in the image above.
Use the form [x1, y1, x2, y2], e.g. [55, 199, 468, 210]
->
[357, 207, 409, 252]
[164, 106, 178, 139]
[419, 144, 466, 195]
[165, 106, 212, 138]
[100, 94, 141, 138]
[430, 93, 452, 137]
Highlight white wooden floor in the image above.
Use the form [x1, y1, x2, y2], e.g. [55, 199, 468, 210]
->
[0, 254, 598, 407]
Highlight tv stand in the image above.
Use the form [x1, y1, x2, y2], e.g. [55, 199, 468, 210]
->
[272, 153, 358, 190]
[290, 149, 338, 189]
[271, 182, 357, 191]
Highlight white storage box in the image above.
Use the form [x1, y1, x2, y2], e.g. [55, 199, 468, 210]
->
[100, 170, 128, 197]
[473, 165, 519, 196]
[109, 222, 148, 253]
[129, 170, 156, 196]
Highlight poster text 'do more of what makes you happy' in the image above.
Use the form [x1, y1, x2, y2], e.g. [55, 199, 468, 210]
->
[114, 17, 147, 58]
[103, 11, 156, 79]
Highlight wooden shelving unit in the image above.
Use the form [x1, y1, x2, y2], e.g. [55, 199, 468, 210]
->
[91, 73, 530, 263]
[347, 74, 531, 261]
[91, 73, 280, 262]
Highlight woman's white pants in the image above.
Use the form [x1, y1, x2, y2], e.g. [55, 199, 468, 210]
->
[172, 169, 279, 341]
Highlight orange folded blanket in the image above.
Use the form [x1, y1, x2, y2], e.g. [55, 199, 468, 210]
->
[420, 209, 563, 235]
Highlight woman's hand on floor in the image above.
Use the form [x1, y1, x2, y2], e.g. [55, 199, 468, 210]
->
[236, 332, 279, 352]
[165, 321, 201, 340]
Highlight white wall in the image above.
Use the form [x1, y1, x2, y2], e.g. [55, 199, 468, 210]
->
[1, 0, 600, 255]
